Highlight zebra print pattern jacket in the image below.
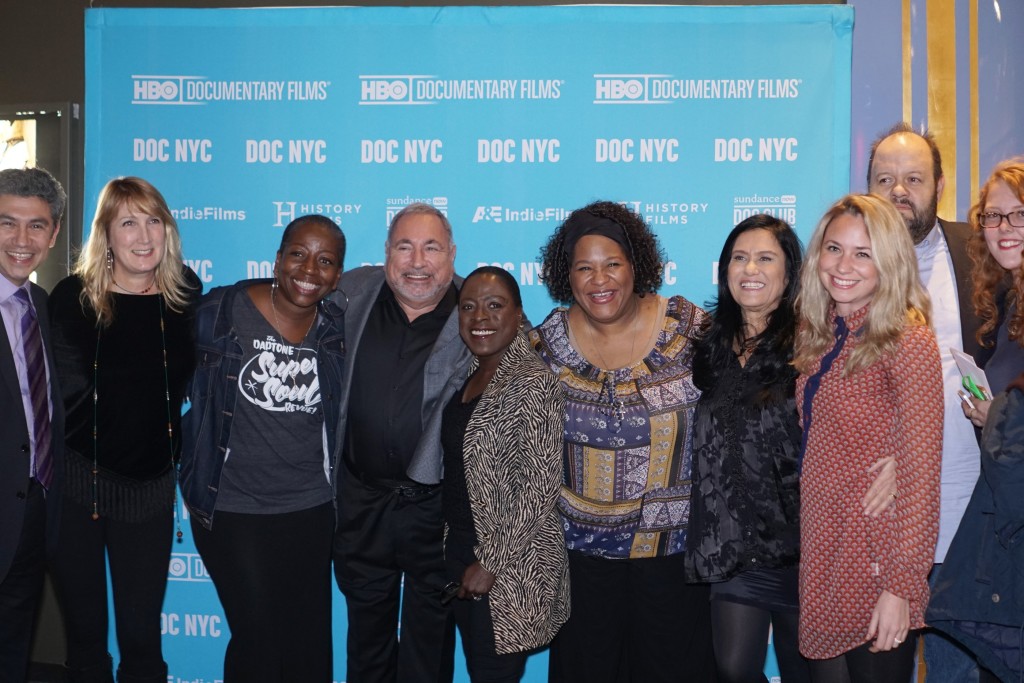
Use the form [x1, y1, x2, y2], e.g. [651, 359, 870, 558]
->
[457, 331, 570, 654]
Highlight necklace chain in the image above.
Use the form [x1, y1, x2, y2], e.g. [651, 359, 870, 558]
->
[111, 275, 156, 295]
[582, 302, 644, 435]
[270, 282, 317, 347]
[583, 301, 641, 371]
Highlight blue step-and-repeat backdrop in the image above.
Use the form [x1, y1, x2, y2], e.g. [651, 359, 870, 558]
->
[85, 5, 852, 681]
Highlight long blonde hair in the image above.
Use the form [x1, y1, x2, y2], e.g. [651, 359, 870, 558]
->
[967, 158, 1024, 346]
[75, 177, 193, 326]
[794, 194, 931, 376]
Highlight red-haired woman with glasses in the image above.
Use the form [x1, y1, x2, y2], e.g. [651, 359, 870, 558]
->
[958, 158, 1024, 427]
[927, 160, 1024, 683]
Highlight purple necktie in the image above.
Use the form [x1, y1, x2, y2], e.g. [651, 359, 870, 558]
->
[14, 288, 53, 489]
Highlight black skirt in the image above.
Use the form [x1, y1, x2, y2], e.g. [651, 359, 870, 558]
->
[710, 564, 800, 613]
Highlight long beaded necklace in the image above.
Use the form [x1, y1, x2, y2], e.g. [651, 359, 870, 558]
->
[91, 293, 182, 541]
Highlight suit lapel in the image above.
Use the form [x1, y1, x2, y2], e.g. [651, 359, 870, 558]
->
[938, 219, 983, 358]
[0, 314, 21, 406]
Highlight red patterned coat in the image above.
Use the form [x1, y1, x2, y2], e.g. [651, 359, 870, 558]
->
[796, 305, 943, 659]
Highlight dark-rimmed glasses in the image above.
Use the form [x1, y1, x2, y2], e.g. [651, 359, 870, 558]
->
[978, 209, 1024, 229]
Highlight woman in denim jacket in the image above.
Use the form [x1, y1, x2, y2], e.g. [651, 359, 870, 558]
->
[927, 374, 1024, 682]
[180, 214, 345, 683]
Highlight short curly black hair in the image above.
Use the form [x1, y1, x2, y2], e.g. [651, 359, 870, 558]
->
[539, 201, 664, 304]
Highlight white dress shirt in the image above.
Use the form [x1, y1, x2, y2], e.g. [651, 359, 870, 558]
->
[915, 224, 980, 563]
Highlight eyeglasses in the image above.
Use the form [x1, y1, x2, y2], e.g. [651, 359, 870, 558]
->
[978, 210, 1024, 229]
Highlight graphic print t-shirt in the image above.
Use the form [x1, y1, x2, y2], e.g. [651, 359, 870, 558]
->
[215, 292, 332, 514]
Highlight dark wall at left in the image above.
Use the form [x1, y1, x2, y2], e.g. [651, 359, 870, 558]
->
[4, 2, 87, 104]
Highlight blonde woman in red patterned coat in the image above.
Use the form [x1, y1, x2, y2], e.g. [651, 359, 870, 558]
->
[793, 194, 943, 683]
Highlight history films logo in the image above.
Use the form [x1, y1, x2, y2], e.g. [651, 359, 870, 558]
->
[132, 75, 329, 105]
[619, 199, 710, 226]
[732, 194, 797, 225]
[271, 200, 364, 228]
[168, 553, 212, 582]
[385, 197, 448, 226]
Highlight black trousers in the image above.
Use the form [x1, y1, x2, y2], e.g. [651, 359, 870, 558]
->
[445, 543, 528, 683]
[192, 502, 334, 683]
[333, 469, 455, 683]
[548, 551, 716, 683]
[50, 495, 171, 681]
[806, 634, 918, 683]
[0, 479, 46, 683]
[709, 599, 808, 683]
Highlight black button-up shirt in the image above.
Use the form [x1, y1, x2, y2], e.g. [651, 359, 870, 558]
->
[344, 282, 457, 485]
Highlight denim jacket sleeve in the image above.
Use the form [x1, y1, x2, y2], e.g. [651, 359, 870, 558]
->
[179, 284, 241, 530]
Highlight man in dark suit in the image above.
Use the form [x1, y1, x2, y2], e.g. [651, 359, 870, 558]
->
[867, 124, 983, 682]
[331, 203, 471, 683]
[0, 167, 66, 682]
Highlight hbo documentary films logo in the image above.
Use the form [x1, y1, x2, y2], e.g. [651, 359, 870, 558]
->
[168, 553, 212, 582]
[132, 75, 202, 105]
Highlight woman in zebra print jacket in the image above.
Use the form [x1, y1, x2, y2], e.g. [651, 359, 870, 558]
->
[440, 266, 569, 682]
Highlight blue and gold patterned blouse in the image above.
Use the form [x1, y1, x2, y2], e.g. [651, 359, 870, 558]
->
[530, 295, 704, 559]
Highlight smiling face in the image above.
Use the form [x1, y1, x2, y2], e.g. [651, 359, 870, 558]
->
[868, 133, 944, 244]
[0, 194, 60, 286]
[384, 212, 456, 320]
[108, 202, 166, 281]
[273, 221, 343, 314]
[569, 234, 636, 325]
[818, 212, 880, 316]
[458, 272, 523, 365]
[981, 180, 1024, 273]
[726, 228, 788, 329]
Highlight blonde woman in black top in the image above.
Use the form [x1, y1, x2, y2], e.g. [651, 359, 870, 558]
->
[49, 177, 200, 683]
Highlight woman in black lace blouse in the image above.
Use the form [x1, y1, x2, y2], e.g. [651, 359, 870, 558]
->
[684, 215, 809, 683]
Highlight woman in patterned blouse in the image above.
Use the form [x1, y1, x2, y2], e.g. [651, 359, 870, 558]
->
[793, 194, 943, 682]
[531, 201, 715, 683]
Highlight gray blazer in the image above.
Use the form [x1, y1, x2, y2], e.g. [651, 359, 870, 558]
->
[330, 266, 472, 485]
